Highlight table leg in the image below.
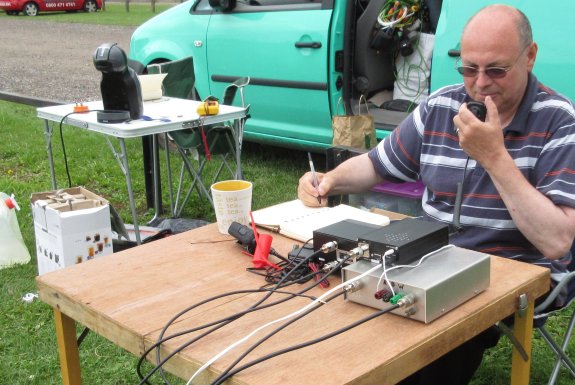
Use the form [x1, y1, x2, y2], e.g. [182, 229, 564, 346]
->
[234, 117, 244, 180]
[54, 309, 82, 385]
[510, 298, 535, 385]
[149, 134, 161, 224]
[118, 138, 142, 244]
[142, 136, 155, 211]
[43, 119, 57, 190]
[164, 133, 175, 217]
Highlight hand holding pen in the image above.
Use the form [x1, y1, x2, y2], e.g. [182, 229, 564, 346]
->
[307, 152, 322, 205]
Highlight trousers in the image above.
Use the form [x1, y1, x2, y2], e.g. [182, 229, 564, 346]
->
[396, 325, 502, 385]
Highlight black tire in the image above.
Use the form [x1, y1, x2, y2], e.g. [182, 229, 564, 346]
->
[83, 0, 98, 12]
[6, 11, 19, 15]
[23, 2, 38, 16]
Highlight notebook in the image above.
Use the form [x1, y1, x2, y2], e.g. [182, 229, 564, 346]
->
[251, 199, 390, 242]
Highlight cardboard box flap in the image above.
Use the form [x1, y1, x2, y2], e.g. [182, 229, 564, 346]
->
[31, 187, 109, 213]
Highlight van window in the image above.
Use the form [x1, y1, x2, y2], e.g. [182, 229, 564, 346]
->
[195, 0, 330, 12]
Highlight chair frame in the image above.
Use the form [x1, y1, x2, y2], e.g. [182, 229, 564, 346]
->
[533, 270, 575, 385]
[169, 77, 250, 217]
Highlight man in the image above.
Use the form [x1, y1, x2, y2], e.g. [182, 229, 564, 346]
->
[298, 4, 575, 384]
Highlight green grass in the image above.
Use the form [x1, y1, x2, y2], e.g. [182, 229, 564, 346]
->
[0, 100, 308, 384]
[0, 2, 176, 25]
[1, 101, 574, 384]
[0, 6, 574, 382]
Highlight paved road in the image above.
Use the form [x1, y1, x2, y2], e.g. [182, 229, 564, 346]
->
[0, 18, 136, 103]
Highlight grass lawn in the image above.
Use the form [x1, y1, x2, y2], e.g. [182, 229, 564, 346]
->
[1, 4, 574, 384]
[0, 2, 176, 25]
[0, 100, 308, 384]
[1, 101, 574, 384]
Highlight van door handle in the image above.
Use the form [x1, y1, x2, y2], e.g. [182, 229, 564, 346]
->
[448, 49, 461, 57]
[295, 41, 322, 49]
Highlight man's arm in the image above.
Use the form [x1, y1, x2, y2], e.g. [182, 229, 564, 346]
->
[455, 97, 575, 259]
[298, 153, 384, 207]
[487, 157, 575, 260]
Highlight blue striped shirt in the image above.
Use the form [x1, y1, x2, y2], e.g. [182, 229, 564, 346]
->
[368, 73, 575, 274]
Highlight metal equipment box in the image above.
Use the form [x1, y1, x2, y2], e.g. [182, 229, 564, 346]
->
[342, 246, 490, 323]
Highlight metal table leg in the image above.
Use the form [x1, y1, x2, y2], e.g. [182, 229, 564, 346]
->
[105, 137, 142, 244]
[164, 133, 175, 218]
[118, 139, 142, 244]
[149, 134, 161, 224]
[44, 119, 58, 190]
[234, 111, 247, 180]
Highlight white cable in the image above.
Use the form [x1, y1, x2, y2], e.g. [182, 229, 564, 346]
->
[186, 262, 383, 385]
[377, 244, 455, 292]
[377, 8, 414, 29]
[377, 249, 397, 295]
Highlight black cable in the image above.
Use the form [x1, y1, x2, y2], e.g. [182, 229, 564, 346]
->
[144, 267, 333, 384]
[58, 111, 79, 188]
[138, 285, 320, 385]
[452, 156, 470, 233]
[213, 304, 401, 385]
[76, 327, 90, 347]
[213, 290, 346, 384]
[140, 248, 341, 384]
[57, 109, 104, 188]
[269, 247, 290, 264]
[266, 253, 353, 292]
[137, 288, 294, 385]
[212, 256, 353, 383]
[140, 246, 327, 384]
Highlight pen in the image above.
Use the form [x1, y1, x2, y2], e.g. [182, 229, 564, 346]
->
[307, 152, 322, 204]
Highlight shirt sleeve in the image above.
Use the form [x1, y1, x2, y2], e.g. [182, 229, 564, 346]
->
[367, 105, 425, 183]
[534, 98, 575, 208]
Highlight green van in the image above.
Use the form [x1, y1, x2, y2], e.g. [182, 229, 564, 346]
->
[129, 0, 575, 151]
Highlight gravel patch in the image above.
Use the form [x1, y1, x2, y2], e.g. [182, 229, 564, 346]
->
[0, 18, 136, 104]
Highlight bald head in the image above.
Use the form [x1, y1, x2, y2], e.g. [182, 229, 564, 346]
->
[458, 4, 538, 125]
[463, 5, 533, 51]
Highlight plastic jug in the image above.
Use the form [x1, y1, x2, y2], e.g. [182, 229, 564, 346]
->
[0, 192, 31, 269]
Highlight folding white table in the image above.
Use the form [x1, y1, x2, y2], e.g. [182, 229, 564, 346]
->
[37, 97, 248, 244]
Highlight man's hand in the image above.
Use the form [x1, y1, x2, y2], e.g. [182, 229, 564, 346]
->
[298, 171, 328, 207]
[297, 153, 384, 208]
[454, 96, 507, 170]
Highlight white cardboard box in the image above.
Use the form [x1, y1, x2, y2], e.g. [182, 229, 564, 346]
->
[31, 187, 113, 275]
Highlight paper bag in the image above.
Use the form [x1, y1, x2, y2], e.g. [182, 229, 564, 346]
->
[332, 96, 376, 149]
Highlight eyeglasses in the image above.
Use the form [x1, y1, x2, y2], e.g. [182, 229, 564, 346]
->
[456, 65, 512, 79]
[455, 45, 529, 79]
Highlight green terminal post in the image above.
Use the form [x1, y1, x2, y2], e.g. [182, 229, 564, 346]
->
[390, 293, 404, 305]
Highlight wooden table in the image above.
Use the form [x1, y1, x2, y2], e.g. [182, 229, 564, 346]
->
[36, 223, 549, 385]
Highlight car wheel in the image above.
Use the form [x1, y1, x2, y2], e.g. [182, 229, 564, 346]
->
[23, 2, 38, 16]
[84, 0, 97, 12]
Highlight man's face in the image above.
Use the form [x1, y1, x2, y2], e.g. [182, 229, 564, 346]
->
[459, 17, 536, 118]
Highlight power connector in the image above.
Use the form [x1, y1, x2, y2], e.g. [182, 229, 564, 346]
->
[73, 103, 89, 113]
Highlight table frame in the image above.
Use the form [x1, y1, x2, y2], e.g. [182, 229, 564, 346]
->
[37, 98, 247, 244]
[36, 223, 550, 385]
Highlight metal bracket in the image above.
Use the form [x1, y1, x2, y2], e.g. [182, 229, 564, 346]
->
[517, 293, 528, 318]
[496, 321, 529, 362]
[182, 119, 202, 129]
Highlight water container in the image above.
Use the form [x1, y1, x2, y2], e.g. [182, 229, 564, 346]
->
[0, 192, 31, 269]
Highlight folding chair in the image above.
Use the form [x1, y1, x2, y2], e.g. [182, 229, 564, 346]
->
[146, 57, 199, 218]
[168, 76, 250, 216]
[147, 57, 196, 100]
[147, 58, 250, 217]
[532, 256, 575, 385]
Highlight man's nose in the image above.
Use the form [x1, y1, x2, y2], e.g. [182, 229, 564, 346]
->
[474, 71, 494, 87]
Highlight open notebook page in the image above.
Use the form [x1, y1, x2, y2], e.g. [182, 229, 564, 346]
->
[251, 199, 390, 242]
